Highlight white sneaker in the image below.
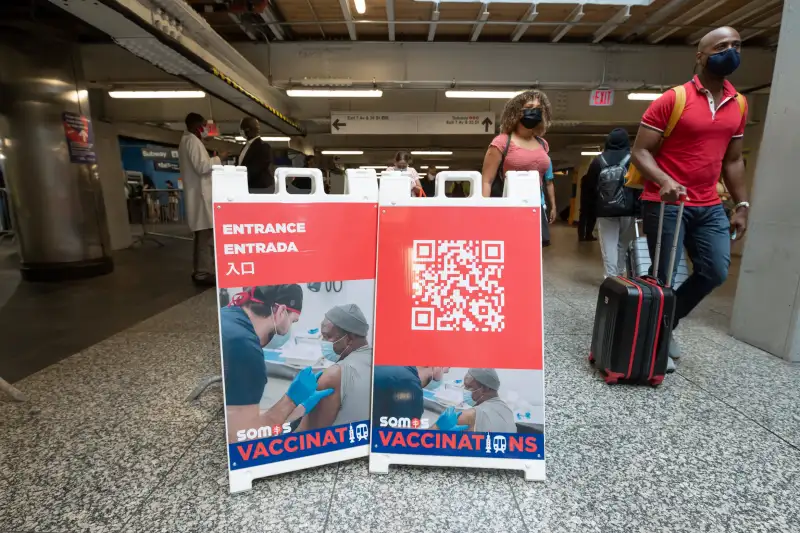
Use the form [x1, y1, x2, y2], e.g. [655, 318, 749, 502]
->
[666, 357, 676, 373]
[669, 334, 681, 360]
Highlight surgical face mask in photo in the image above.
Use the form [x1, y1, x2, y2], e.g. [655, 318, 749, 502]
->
[321, 334, 347, 362]
[266, 331, 291, 349]
[462, 389, 477, 407]
[199, 127, 209, 139]
[705, 48, 741, 77]
[520, 108, 543, 130]
[425, 378, 442, 391]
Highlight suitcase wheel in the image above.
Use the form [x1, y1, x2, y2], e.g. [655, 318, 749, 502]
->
[603, 374, 619, 385]
[648, 376, 664, 387]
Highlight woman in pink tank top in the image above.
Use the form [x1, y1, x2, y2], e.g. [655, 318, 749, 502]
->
[481, 90, 557, 245]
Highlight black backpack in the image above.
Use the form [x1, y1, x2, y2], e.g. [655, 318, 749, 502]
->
[595, 153, 635, 217]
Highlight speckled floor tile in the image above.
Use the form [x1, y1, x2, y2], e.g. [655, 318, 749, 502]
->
[325, 458, 524, 533]
[674, 335, 800, 446]
[122, 419, 337, 533]
[511, 420, 800, 533]
[544, 354, 738, 428]
[0, 331, 222, 425]
[128, 290, 219, 334]
[0, 418, 205, 533]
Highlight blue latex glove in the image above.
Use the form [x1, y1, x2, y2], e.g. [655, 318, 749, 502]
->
[435, 407, 468, 431]
[286, 367, 324, 406]
[301, 387, 334, 413]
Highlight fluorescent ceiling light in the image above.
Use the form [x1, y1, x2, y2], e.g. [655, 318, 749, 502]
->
[435, 166, 450, 169]
[411, 151, 453, 156]
[354, 0, 366, 14]
[286, 89, 382, 98]
[108, 90, 206, 99]
[261, 136, 291, 142]
[420, 165, 429, 169]
[581, 151, 602, 156]
[627, 92, 661, 101]
[360, 165, 388, 169]
[321, 150, 364, 155]
[445, 90, 522, 99]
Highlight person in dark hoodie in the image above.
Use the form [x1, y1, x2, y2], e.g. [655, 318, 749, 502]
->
[585, 128, 635, 278]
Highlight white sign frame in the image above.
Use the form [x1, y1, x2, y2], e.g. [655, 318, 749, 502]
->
[212, 166, 379, 493]
[369, 170, 546, 481]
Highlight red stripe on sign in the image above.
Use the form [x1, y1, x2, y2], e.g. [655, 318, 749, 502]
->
[373, 206, 543, 370]
[213, 202, 378, 288]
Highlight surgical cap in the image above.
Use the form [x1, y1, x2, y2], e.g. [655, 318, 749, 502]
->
[325, 303, 369, 337]
[468, 368, 500, 391]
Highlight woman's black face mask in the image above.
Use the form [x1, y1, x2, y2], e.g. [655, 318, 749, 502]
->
[520, 108, 543, 130]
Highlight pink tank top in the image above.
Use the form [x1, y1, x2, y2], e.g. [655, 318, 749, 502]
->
[490, 134, 551, 177]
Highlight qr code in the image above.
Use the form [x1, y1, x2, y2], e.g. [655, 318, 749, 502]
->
[411, 240, 505, 332]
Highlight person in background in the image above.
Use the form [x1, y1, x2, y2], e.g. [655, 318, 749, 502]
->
[432, 368, 516, 433]
[578, 173, 598, 242]
[631, 26, 750, 371]
[386, 151, 422, 195]
[297, 304, 373, 430]
[179, 112, 216, 286]
[421, 168, 437, 197]
[221, 285, 332, 444]
[370, 366, 450, 428]
[238, 117, 274, 193]
[164, 180, 179, 222]
[481, 90, 557, 247]
[588, 128, 634, 277]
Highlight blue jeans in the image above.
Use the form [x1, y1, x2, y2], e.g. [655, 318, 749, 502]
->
[642, 201, 731, 328]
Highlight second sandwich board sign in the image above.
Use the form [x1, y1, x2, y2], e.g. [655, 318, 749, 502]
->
[369, 171, 546, 480]
[212, 166, 379, 492]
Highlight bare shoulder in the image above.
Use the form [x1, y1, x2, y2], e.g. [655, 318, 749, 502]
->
[318, 364, 342, 390]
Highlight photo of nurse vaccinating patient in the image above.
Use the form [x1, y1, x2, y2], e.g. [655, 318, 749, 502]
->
[218, 281, 374, 444]
[372, 366, 544, 434]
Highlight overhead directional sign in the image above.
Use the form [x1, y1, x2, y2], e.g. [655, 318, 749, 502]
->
[330, 112, 495, 135]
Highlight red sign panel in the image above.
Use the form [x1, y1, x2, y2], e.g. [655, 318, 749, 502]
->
[374, 205, 542, 370]
[213, 202, 377, 288]
[589, 89, 615, 107]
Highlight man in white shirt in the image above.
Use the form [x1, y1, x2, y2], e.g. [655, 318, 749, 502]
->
[178, 112, 215, 286]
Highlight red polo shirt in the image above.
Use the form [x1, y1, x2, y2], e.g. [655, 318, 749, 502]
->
[640, 75, 747, 207]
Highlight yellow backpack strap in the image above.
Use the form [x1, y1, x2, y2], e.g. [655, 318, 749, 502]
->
[663, 85, 686, 138]
[735, 93, 747, 116]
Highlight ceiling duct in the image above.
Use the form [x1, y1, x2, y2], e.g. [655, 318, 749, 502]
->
[49, 0, 303, 135]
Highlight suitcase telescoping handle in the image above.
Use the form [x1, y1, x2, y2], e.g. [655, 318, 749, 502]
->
[652, 196, 686, 288]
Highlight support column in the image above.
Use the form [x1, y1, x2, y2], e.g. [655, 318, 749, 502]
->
[730, 1, 800, 362]
[0, 40, 113, 281]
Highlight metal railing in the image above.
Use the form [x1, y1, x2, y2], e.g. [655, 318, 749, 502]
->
[0, 187, 14, 245]
[131, 188, 193, 246]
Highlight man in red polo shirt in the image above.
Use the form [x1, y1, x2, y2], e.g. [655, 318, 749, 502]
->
[631, 26, 750, 371]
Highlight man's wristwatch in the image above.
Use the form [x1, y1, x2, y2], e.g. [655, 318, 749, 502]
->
[734, 201, 750, 212]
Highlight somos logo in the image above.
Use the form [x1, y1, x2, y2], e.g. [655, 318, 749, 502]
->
[236, 422, 292, 442]
[379, 416, 430, 429]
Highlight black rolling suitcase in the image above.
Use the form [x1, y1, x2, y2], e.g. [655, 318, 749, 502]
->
[589, 201, 684, 386]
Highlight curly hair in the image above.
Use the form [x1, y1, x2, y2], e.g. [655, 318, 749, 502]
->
[498, 90, 553, 135]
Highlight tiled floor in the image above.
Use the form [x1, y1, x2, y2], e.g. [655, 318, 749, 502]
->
[1, 224, 798, 533]
[0, 238, 206, 382]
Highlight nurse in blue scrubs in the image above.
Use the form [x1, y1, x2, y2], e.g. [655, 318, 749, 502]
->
[221, 284, 333, 443]
[371, 366, 451, 427]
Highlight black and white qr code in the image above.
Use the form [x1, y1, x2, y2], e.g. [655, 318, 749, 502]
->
[410, 240, 505, 332]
